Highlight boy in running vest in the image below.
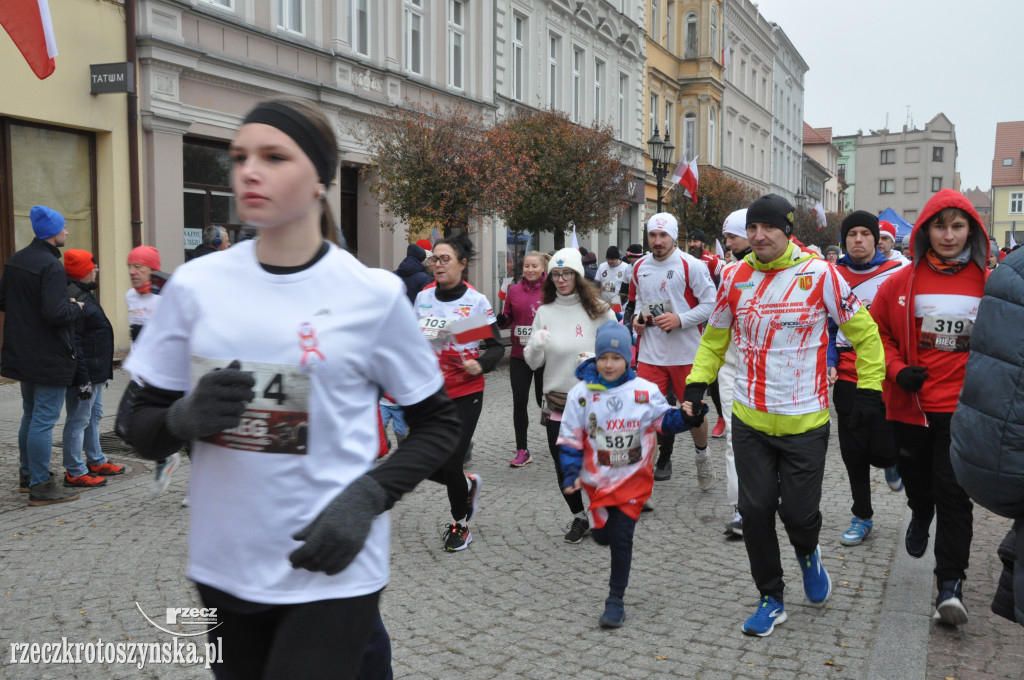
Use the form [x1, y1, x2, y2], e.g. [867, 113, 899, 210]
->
[557, 321, 703, 628]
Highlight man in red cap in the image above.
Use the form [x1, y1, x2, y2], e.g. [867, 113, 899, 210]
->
[878, 221, 909, 265]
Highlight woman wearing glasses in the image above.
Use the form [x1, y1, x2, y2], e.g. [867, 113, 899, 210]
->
[524, 248, 616, 543]
[414, 233, 504, 552]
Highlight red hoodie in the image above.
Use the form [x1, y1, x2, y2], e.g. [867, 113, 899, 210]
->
[871, 189, 990, 426]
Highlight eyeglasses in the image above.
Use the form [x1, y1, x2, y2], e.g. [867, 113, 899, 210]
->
[550, 271, 575, 281]
[429, 254, 454, 265]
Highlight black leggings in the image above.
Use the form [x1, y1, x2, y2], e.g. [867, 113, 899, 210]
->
[546, 419, 585, 515]
[427, 392, 483, 520]
[197, 583, 381, 680]
[509, 358, 543, 450]
[591, 507, 638, 599]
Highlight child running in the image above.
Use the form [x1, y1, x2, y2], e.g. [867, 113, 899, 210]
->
[557, 321, 703, 628]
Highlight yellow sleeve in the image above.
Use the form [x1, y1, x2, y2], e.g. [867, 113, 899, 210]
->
[687, 326, 731, 385]
[838, 306, 885, 391]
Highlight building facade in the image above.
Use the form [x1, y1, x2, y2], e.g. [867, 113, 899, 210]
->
[719, 0, 773, 193]
[833, 133, 856, 212]
[802, 124, 838, 212]
[768, 23, 806, 203]
[853, 113, 958, 224]
[990, 121, 1024, 246]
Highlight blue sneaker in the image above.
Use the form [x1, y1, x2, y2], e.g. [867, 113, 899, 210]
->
[742, 596, 787, 637]
[840, 517, 873, 546]
[599, 596, 625, 628]
[797, 545, 832, 604]
[884, 466, 904, 491]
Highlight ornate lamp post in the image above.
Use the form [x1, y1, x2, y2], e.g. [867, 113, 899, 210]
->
[647, 126, 676, 213]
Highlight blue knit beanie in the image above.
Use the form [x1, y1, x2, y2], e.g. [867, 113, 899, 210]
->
[594, 321, 631, 364]
[30, 206, 65, 239]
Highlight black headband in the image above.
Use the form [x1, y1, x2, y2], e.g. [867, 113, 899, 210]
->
[242, 101, 336, 187]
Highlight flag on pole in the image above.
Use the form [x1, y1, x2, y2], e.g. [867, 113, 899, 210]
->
[679, 157, 699, 205]
[449, 315, 494, 344]
[813, 202, 827, 231]
[430, 225, 440, 246]
[0, 0, 58, 80]
[714, 238, 724, 259]
[1011, 232, 1018, 249]
[570, 222, 579, 249]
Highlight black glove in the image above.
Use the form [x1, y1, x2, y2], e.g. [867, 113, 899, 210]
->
[496, 313, 508, 327]
[289, 475, 389, 575]
[77, 383, 93, 401]
[895, 366, 929, 393]
[682, 382, 708, 427]
[847, 388, 885, 430]
[165, 360, 256, 441]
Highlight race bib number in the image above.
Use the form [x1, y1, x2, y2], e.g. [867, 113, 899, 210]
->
[191, 357, 310, 454]
[919, 314, 973, 352]
[602, 281, 617, 292]
[642, 300, 674, 318]
[596, 431, 642, 467]
[514, 325, 533, 338]
[418, 316, 450, 340]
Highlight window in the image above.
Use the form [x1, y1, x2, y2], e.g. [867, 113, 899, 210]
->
[708, 108, 716, 166]
[906, 146, 920, 163]
[1011, 192, 1023, 214]
[184, 139, 239, 258]
[650, 94, 658, 137]
[710, 7, 718, 60]
[594, 60, 604, 124]
[684, 112, 696, 162]
[665, 1, 674, 50]
[448, 0, 465, 89]
[931, 177, 942, 192]
[737, 136, 744, 169]
[512, 16, 524, 101]
[651, 1, 659, 44]
[572, 48, 583, 122]
[905, 177, 919, 193]
[350, 0, 369, 56]
[932, 146, 944, 162]
[750, 68, 756, 99]
[904, 209, 917, 222]
[1004, 158, 1014, 167]
[664, 101, 673, 137]
[739, 60, 746, 90]
[548, 33, 560, 108]
[404, 0, 423, 75]
[685, 14, 698, 58]
[618, 74, 627, 137]
[280, 0, 303, 33]
[880, 179, 895, 194]
[880, 149, 895, 164]
[200, 0, 231, 8]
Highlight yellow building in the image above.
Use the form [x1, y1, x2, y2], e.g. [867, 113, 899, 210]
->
[1, 0, 136, 349]
[991, 121, 1024, 247]
[644, 0, 725, 215]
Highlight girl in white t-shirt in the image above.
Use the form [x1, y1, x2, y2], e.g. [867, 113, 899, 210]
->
[118, 98, 459, 679]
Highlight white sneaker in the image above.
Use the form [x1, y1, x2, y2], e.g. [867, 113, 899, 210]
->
[180, 495, 190, 508]
[695, 456, 717, 492]
[152, 452, 181, 496]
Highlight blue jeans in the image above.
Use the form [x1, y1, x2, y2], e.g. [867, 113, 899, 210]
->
[63, 382, 108, 477]
[19, 382, 67, 486]
[379, 404, 407, 437]
[84, 382, 107, 465]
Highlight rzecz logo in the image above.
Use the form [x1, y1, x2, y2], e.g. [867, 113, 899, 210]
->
[136, 603, 223, 637]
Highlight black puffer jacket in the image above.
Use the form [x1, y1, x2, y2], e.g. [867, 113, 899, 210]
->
[0, 238, 81, 385]
[395, 249, 431, 304]
[67, 279, 114, 384]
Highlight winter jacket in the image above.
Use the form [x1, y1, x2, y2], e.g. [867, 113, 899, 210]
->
[395, 256, 431, 304]
[0, 238, 81, 385]
[497, 275, 545, 359]
[871, 189, 990, 426]
[67, 279, 114, 384]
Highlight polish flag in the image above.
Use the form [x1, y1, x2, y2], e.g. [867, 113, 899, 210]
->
[0, 0, 58, 80]
[714, 238, 724, 259]
[679, 157, 699, 205]
[449, 315, 494, 344]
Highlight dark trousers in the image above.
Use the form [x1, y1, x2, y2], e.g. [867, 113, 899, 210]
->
[509, 357, 543, 450]
[427, 392, 482, 520]
[656, 389, 677, 461]
[733, 417, 829, 601]
[591, 507, 638, 599]
[546, 419, 585, 514]
[197, 583, 381, 680]
[894, 413, 973, 582]
[833, 379, 897, 520]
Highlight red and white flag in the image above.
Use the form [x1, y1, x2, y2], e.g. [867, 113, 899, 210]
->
[714, 238, 724, 259]
[449, 315, 494, 344]
[679, 156, 699, 205]
[0, 0, 58, 80]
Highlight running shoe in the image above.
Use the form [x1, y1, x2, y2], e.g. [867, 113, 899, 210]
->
[653, 455, 672, 481]
[905, 513, 932, 558]
[599, 596, 625, 628]
[797, 545, 832, 604]
[465, 473, 482, 522]
[742, 596, 787, 637]
[63, 472, 107, 488]
[152, 452, 181, 496]
[696, 456, 717, 492]
[564, 517, 589, 544]
[87, 461, 125, 476]
[711, 416, 726, 438]
[726, 506, 743, 537]
[884, 466, 904, 492]
[840, 517, 873, 546]
[442, 522, 472, 552]
[510, 449, 533, 467]
[933, 579, 968, 626]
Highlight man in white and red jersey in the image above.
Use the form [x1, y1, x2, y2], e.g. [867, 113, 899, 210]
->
[826, 210, 905, 550]
[872, 188, 991, 627]
[681, 194, 885, 637]
[628, 213, 716, 490]
[687, 229, 724, 287]
[878, 220, 909, 265]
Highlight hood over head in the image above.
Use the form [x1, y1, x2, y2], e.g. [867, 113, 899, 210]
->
[909, 188, 989, 270]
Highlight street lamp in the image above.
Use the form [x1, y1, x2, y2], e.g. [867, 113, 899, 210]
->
[647, 126, 676, 213]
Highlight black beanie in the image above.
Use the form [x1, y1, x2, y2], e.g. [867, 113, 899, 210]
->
[606, 245, 621, 260]
[689, 229, 706, 243]
[840, 210, 879, 248]
[626, 243, 643, 257]
[746, 194, 795, 236]
[406, 243, 426, 261]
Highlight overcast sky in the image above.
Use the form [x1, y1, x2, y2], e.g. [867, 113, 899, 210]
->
[752, 0, 1023, 192]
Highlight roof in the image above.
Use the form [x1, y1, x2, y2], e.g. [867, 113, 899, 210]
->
[992, 121, 1024, 187]
[963, 186, 991, 210]
[803, 123, 832, 146]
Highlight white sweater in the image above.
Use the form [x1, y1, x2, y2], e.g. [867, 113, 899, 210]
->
[524, 293, 616, 394]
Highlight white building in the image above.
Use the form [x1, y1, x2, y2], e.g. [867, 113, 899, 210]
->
[769, 23, 807, 203]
